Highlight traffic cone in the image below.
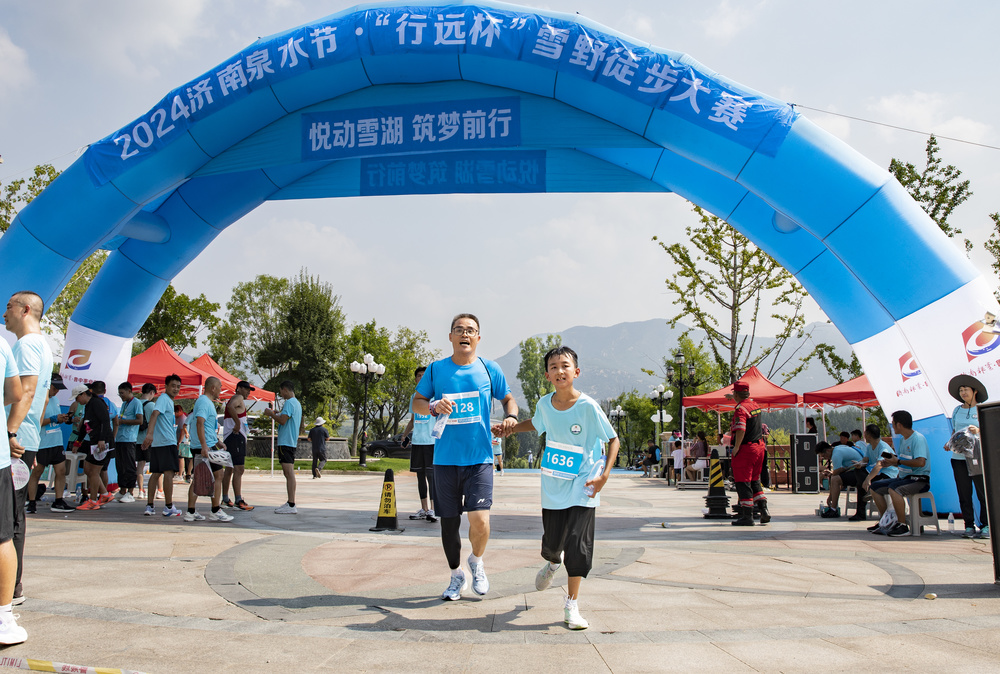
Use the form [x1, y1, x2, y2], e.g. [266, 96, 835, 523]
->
[703, 449, 733, 519]
[370, 469, 405, 532]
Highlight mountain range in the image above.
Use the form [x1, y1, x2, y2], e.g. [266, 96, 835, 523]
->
[492, 319, 853, 407]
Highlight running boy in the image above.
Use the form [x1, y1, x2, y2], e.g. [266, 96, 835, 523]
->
[495, 346, 618, 630]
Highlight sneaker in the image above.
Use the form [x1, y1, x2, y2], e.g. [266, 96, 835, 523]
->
[0, 612, 27, 645]
[162, 506, 182, 517]
[25, 502, 36, 515]
[234, 500, 255, 511]
[50, 499, 74, 513]
[441, 570, 468, 601]
[976, 526, 991, 540]
[409, 508, 427, 520]
[425, 509, 438, 523]
[274, 503, 297, 514]
[820, 507, 840, 519]
[97, 493, 114, 505]
[468, 554, 489, 596]
[887, 523, 911, 537]
[848, 513, 866, 522]
[75, 499, 100, 511]
[10, 595, 24, 606]
[143, 505, 155, 516]
[183, 511, 205, 522]
[536, 561, 560, 591]
[963, 527, 977, 538]
[564, 601, 589, 630]
[220, 498, 235, 509]
[119, 493, 135, 504]
[207, 510, 234, 522]
[866, 522, 882, 532]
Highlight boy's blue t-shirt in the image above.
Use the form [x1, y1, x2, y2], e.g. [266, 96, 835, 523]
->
[188, 394, 219, 449]
[39, 396, 64, 450]
[832, 444, 865, 471]
[115, 397, 143, 443]
[151, 394, 178, 447]
[863, 439, 899, 478]
[416, 356, 510, 466]
[276, 397, 302, 447]
[897, 431, 930, 477]
[5, 333, 53, 453]
[409, 393, 434, 446]
[532, 392, 616, 510]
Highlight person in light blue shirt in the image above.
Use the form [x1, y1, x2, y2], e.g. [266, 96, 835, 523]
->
[402, 366, 436, 522]
[870, 410, 931, 537]
[26, 375, 71, 514]
[0, 325, 23, 643]
[183, 377, 232, 523]
[945, 374, 989, 539]
[112, 382, 144, 503]
[141, 374, 182, 517]
[496, 345, 619, 631]
[818, 439, 869, 520]
[264, 380, 302, 514]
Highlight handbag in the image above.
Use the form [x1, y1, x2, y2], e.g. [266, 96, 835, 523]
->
[192, 459, 215, 496]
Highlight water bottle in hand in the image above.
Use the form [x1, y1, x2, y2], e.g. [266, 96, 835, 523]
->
[431, 398, 451, 439]
[583, 458, 606, 497]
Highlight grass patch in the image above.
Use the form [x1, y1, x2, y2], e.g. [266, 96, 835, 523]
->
[245, 457, 411, 473]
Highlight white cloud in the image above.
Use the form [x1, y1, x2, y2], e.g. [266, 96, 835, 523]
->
[699, 0, 768, 41]
[0, 27, 31, 93]
[869, 91, 993, 145]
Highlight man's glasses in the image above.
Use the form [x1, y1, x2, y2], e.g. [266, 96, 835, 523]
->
[451, 327, 479, 336]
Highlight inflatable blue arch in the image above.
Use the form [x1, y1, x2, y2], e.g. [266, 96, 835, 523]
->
[2, 1, 997, 511]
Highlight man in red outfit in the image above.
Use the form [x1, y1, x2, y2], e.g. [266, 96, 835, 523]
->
[729, 381, 770, 526]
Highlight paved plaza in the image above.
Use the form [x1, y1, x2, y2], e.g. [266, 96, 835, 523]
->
[2, 469, 999, 673]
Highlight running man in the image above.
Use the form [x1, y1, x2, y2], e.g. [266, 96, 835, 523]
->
[403, 366, 436, 522]
[413, 313, 518, 601]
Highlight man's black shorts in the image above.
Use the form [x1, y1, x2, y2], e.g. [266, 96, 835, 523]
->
[541, 506, 597, 578]
[136, 445, 149, 463]
[81, 441, 112, 468]
[410, 444, 434, 472]
[840, 467, 868, 488]
[225, 433, 247, 467]
[433, 463, 493, 518]
[36, 446, 65, 467]
[277, 445, 296, 465]
[149, 445, 179, 474]
[0, 467, 15, 543]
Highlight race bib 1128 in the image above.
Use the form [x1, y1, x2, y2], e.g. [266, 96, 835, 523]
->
[444, 391, 481, 425]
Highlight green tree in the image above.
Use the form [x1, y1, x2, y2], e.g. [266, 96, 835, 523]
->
[0, 164, 59, 230]
[257, 270, 345, 422]
[134, 284, 219, 354]
[516, 334, 563, 415]
[982, 212, 1000, 299]
[606, 390, 657, 467]
[654, 205, 807, 385]
[365, 326, 438, 440]
[207, 274, 291, 382]
[342, 320, 392, 454]
[889, 135, 973, 254]
[648, 334, 727, 439]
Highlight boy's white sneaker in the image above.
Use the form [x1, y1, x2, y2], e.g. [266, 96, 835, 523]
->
[564, 601, 589, 630]
[274, 503, 297, 514]
[409, 508, 426, 520]
[208, 510, 234, 522]
[182, 511, 205, 522]
[468, 554, 489, 596]
[0, 612, 27, 644]
[535, 561, 560, 591]
[442, 570, 468, 601]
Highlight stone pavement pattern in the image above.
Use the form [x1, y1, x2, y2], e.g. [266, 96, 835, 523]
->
[2, 470, 999, 673]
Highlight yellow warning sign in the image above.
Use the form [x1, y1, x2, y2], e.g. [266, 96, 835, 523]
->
[378, 481, 396, 518]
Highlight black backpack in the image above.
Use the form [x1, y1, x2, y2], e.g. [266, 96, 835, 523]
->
[139, 400, 154, 433]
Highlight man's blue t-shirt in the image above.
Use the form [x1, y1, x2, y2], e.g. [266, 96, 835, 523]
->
[188, 395, 219, 449]
[0, 339, 16, 470]
[276, 397, 302, 447]
[39, 397, 64, 450]
[532, 392, 616, 510]
[151, 394, 178, 447]
[409, 394, 434, 446]
[116, 397, 143, 443]
[832, 444, 865, 472]
[4, 334, 53, 453]
[863, 439, 899, 478]
[897, 431, 930, 477]
[415, 356, 510, 466]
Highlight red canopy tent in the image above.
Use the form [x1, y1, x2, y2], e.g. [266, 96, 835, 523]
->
[190, 354, 276, 403]
[802, 374, 879, 408]
[682, 366, 802, 412]
[128, 339, 206, 399]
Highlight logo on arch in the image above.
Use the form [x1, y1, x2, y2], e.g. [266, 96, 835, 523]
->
[65, 349, 93, 371]
[898, 352, 921, 382]
[962, 322, 1000, 362]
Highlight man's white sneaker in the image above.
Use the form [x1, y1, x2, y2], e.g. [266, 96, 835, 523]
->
[274, 503, 297, 514]
[536, 561, 560, 591]
[425, 509, 438, 523]
[409, 508, 426, 520]
[0, 612, 26, 645]
[162, 505, 182, 517]
[183, 511, 205, 522]
[119, 493, 136, 503]
[144, 505, 155, 516]
[564, 600, 589, 630]
[468, 555, 489, 596]
[208, 510, 234, 522]
[442, 570, 468, 601]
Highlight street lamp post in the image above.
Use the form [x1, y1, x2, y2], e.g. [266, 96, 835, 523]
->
[667, 354, 698, 440]
[609, 404, 626, 467]
[350, 353, 385, 467]
[650, 384, 674, 443]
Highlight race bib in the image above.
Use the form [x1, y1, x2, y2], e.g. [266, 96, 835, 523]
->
[541, 441, 585, 480]
[444, 391, 481, 425]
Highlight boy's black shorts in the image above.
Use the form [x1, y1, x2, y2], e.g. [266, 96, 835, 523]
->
[541, 506, 596, 578]
[0, 467, 14, 543]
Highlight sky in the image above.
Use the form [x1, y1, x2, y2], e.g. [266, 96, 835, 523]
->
[2, 0, 998, 361]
